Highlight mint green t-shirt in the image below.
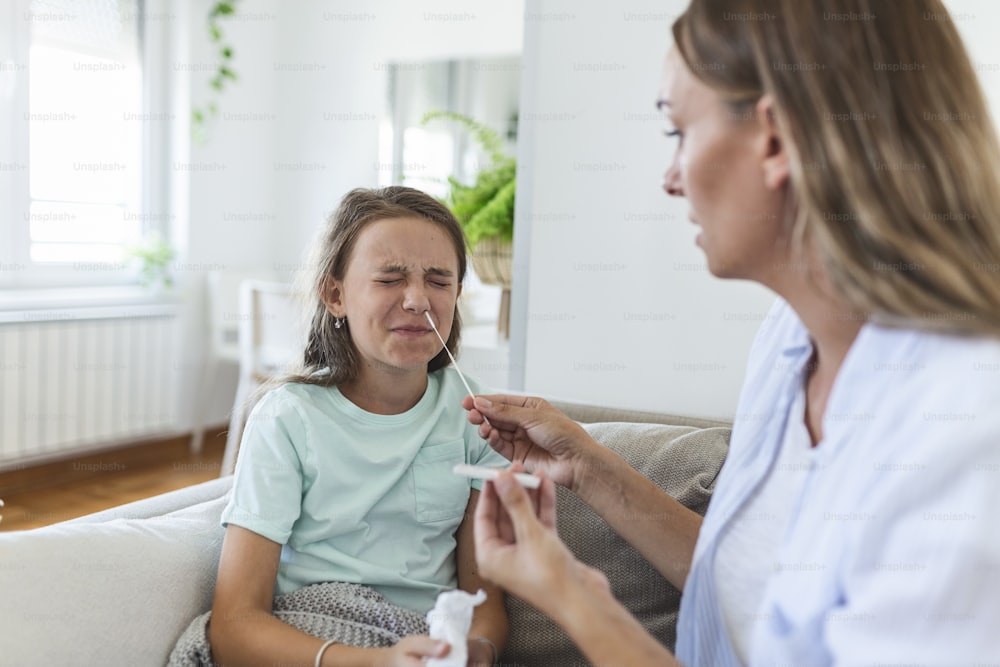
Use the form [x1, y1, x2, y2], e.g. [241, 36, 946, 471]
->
[220, 367, 508, 613]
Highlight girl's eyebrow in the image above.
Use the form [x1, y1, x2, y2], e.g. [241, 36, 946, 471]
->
[375, 263, 407, 273]
[375, 263, 455, 277]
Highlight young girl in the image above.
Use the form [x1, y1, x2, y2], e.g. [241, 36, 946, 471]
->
[209, 186, 509, 666]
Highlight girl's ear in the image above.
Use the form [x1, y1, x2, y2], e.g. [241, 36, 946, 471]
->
[320, 277, 344, 317]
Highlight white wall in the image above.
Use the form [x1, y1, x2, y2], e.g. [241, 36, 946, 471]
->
[171, 0, 283, 427]
[510, 0, 1000, 420]
[511, 0, 772, 420]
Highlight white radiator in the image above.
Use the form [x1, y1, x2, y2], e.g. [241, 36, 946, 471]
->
[0, 307, 178, 465]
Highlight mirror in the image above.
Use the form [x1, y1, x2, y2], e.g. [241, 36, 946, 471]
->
[379, 56, 520, 336]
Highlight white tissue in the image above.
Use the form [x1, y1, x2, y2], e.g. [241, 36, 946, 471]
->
[425, 588, 487, 667]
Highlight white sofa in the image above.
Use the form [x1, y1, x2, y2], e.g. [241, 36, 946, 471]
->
[0, 401, 731, 667]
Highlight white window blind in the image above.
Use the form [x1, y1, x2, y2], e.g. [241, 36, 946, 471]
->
[27, 0, 143, 264]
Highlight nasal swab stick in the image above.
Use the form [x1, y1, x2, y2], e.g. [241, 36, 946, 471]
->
[425, 311, 477, 401]
[425, 314, 531, 487]
[453, 463, 543, 489]
[424, 311, 492, 430]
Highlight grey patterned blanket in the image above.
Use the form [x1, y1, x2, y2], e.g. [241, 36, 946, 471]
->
[167, 581, 429, 666]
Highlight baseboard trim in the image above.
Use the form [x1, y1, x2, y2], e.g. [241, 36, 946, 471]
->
[0, 426, 228, 497]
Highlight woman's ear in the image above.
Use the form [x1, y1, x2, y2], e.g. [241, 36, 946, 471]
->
[320, 277, 344, 317]
[755, 95, 791, 191]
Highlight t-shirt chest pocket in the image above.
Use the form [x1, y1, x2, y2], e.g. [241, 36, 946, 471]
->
[411, 439, 470, 523]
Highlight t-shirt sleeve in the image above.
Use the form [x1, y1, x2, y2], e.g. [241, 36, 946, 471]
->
[464, 414, 514, 492]
[459, 376, 513, 491]
[220, 390, 305, 544]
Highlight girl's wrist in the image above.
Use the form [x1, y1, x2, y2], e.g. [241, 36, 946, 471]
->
[471, 636, 498, 664]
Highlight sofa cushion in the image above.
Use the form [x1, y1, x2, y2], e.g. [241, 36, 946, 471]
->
[500, 421, 730, 666]
[0, 494, 227, 665]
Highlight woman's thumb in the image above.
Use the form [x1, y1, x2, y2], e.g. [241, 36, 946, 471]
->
[493, 472, 539, 538]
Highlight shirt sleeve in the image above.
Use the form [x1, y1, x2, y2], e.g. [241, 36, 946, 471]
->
[461, 375, 512, 491]
[220, 389, 306, 544]
[823, 422, 1000, 665]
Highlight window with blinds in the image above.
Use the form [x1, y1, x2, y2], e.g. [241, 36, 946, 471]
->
[27, 0, 143, 264]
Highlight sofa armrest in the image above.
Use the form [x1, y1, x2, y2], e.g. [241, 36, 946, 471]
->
[0, 490, 228, 665]
[64, 476, 233, 525]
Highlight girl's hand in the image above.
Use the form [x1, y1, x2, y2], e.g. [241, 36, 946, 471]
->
[378, 635, 450, 666]
[473, 464, 610, 618]
[462, 394, 597, 491]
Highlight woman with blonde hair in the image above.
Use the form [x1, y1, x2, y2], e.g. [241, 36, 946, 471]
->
[464, 1, 1000, 665]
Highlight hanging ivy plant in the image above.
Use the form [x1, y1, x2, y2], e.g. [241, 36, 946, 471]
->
[192, 0, 240, 143]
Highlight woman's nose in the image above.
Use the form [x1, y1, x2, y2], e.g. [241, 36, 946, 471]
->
[663, 154, 684, 197]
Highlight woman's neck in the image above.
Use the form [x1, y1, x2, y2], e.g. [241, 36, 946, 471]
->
[767, 241, 864, 381]
[771, 252, 864, 444]
[790, 292, 864, 377]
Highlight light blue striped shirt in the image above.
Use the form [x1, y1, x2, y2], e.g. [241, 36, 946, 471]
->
[677, 299, 1000, 666]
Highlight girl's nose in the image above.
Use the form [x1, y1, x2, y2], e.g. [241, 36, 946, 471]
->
[402, 284, 430, 313]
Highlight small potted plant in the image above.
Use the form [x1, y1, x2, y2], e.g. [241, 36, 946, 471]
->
[421, 111, 515, 289]
[126, 233, 176, 291]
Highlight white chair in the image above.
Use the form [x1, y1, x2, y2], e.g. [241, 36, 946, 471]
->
[189, 269, 278, 454]
[219, 279, 305, 476]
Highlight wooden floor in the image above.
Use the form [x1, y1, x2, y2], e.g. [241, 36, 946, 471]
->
[0, 427, 227, 532]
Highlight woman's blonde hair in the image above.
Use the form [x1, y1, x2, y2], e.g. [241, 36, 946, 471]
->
[673, 0, 1000, 336]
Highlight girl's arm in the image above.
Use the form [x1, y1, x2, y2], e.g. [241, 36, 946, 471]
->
[456, 489, 509, 665]
[210, 525, 449, 667]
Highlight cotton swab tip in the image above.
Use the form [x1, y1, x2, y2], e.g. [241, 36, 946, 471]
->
[453, 464, 543, 489]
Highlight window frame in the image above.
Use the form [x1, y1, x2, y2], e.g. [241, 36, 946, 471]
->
[0, 0, 174, 293]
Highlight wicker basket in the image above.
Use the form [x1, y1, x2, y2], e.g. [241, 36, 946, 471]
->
[469, 237, 513, 288]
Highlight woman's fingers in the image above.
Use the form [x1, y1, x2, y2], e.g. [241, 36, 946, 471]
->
[491, 471, 543, 544]
[473, 395, 534, 429]
[538, 475, 557, 530]
[474, 475, 501, 546]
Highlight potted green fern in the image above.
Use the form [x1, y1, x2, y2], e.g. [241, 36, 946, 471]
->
[420, 111, 515, 290]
